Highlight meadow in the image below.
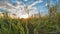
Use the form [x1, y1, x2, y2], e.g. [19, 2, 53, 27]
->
[0, 10, 60, 34]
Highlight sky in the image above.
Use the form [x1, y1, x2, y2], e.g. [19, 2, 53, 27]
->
[0, 0, 60, 18]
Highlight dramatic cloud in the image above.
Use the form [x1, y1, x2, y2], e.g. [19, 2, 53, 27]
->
[29, 0, 43, 7]
[0, 0, 39, 18]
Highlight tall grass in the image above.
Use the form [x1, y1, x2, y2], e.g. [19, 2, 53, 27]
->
[0, 11, 60, 34]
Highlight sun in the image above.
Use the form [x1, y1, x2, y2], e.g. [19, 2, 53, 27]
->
[19, 14, 28, 18]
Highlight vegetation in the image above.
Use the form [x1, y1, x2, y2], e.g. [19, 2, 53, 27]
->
[0, 10, 60, 34]
[0, 1, 60, 34]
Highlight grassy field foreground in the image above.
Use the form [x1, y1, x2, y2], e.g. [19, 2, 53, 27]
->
[0, 11, 60, 34]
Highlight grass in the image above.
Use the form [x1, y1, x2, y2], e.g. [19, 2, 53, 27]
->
[0, 12, 60, 34]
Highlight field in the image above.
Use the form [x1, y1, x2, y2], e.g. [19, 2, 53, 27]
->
[0, 11, 60, 34]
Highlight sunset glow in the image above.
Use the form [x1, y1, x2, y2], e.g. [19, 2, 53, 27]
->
[19, 14, 28, 18]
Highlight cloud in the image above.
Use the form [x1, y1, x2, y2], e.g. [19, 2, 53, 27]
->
[0, 1, 24, 13]
[0, 0, 38, 18]
[16, 1, 22, 5]
[0, 0, 9, 5]
[39, 3, 48, 9]
[29, 0, 43, 7]
[27, 0, 43, 15]
[29, 7, 38, 16]
[45, 3, 48, 6]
